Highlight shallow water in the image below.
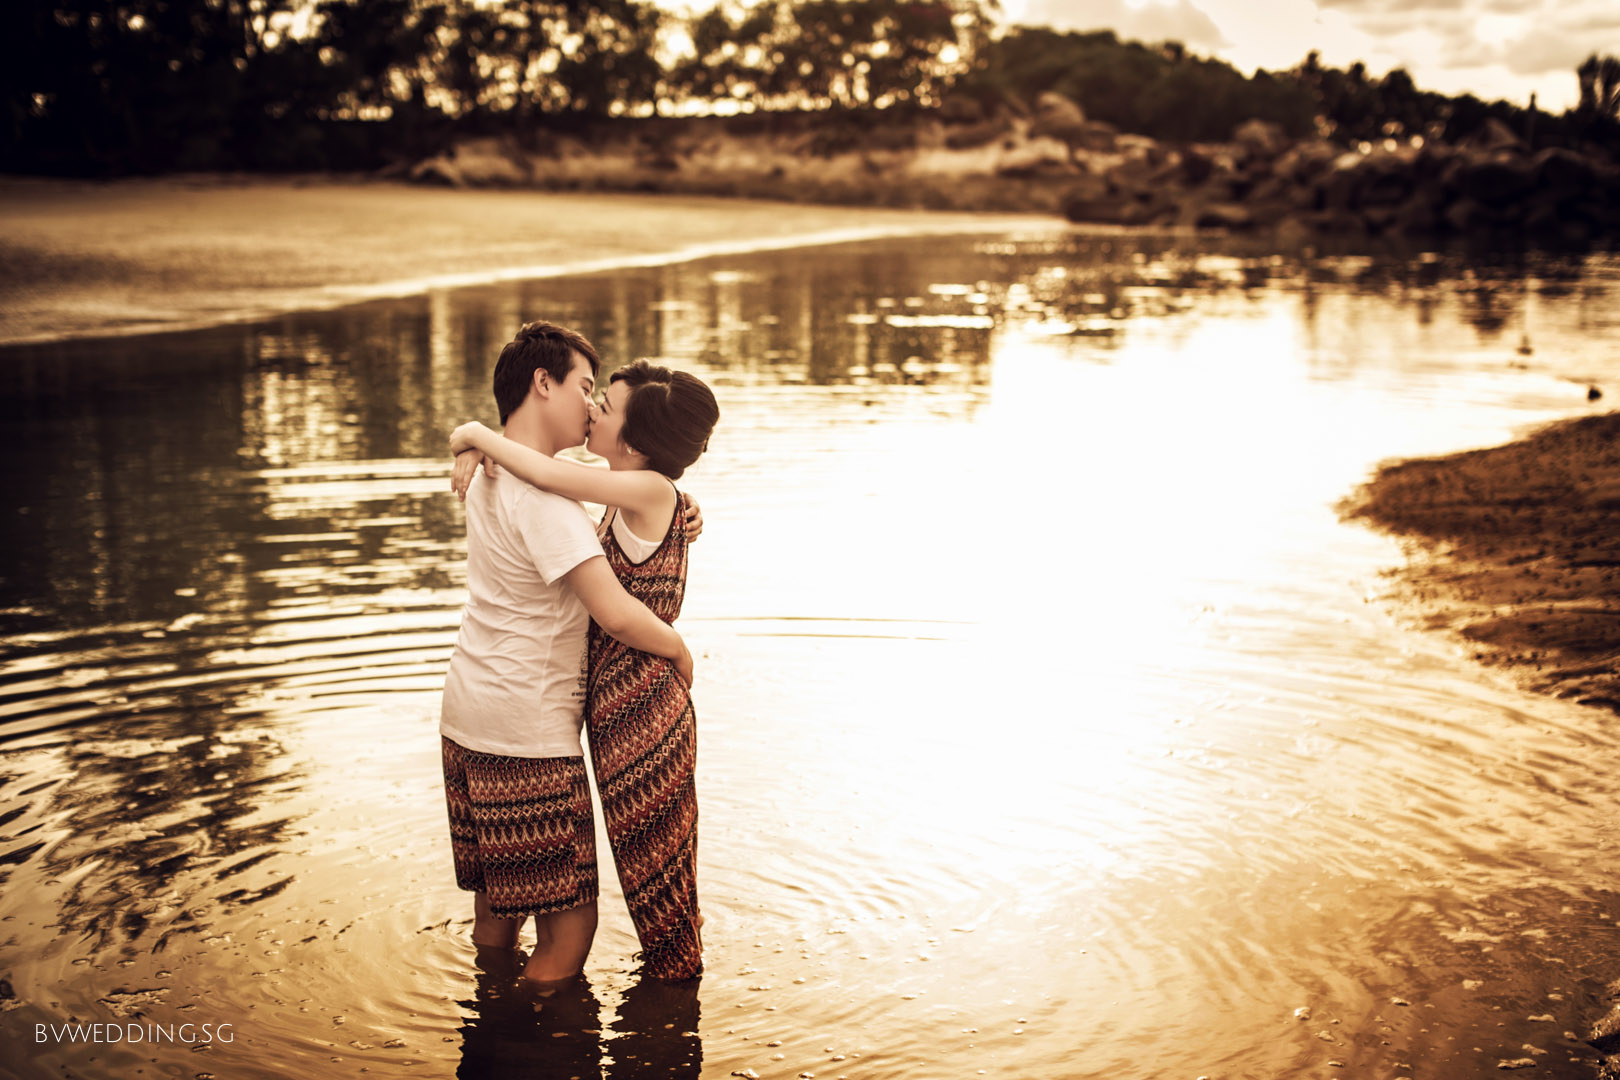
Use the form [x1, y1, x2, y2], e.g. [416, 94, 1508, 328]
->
[2, 233, 1619, 1079]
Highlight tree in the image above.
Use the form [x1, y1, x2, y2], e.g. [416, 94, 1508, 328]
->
[1576, 53, 1620, 116]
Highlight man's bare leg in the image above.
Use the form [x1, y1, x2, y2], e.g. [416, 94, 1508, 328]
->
[523, 900, 598, 986]
[472, 891, 524, 949]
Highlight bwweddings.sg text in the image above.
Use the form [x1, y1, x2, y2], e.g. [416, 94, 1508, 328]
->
[35, 1022, 234, 1044]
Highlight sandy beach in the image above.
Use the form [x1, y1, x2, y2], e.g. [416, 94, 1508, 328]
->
[1348, 410, 1620, 714]
[0, 175, 1058, 345]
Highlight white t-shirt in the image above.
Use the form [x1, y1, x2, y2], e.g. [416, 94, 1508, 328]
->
[440, 470, 605, 758]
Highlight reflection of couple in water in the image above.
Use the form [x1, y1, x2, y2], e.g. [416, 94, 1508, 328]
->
[438, 320, 719, 996]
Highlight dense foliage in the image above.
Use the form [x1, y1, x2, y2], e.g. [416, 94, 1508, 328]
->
[1, 0, 1613, 176]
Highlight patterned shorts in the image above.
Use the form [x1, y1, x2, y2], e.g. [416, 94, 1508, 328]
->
[441, 736, 598, 918]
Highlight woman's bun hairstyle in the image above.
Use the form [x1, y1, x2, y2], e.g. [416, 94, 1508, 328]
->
[610, 359, 719, 480]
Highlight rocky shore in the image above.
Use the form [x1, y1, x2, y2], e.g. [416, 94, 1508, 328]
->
[1063, 115, 1620, 245]
[399, 97, 1620, 246]
[1346, 411, 1620, 715]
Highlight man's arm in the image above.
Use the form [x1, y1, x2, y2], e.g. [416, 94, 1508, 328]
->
[563, 556, 694, 686]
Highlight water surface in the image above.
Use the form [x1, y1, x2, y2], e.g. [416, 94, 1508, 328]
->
[2, 233, 1620, 1079]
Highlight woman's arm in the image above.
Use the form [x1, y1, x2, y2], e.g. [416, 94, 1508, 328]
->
[450, 421, 667, 515]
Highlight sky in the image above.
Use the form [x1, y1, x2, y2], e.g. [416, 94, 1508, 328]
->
[1002, 0, 1620, 112]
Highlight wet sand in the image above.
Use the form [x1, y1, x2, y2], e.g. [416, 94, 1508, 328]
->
[0, 174, 1057, 345]
[1347, 410, 1620, 714]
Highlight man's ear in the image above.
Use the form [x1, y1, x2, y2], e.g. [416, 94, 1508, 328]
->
[532, 369, 551, 399]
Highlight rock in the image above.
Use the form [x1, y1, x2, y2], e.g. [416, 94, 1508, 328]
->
[1590, 386, 1604, 401]
[1061, 173, 1126, 223]
[1234, 119, 1288, 160]
[1193, 203, 1256, 231]
[1443, 197, 1494, 232]
[1273, 139, 1339, 184]
[1462, 116, 1526, 154]
[1390, 193, 1444, 235]
[1074, 119, 1119, 152]
[1356, 150, 1417, 207]
[995, 137, 1076, 178]
[1455, 153, 1536, 206]
[1034, 90, 1085, 129]
[938, 96, 985, 125]
[1361, 205, 1399, 235]
[1533, 147, 1598, 198]
[1244, 199, 1295, 229]
[446, 136, 534, 186]
[1497, 1058, 1537, 1070]
[409, 156, 466, 188]
[1180, 146, 1217, 185]
[1318, 160, 1363, 213]
[945, 116, 1012, 151]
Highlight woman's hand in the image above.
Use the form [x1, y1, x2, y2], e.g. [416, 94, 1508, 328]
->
[449, 421, 492, 457]
[683, 495, 704, 543]
[451, 449, 490, 502]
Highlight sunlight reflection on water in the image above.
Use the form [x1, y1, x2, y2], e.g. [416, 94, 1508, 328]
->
[2, 232, 1619, 1079]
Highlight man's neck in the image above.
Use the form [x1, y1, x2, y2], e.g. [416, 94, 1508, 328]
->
[502, 410, 562, 457]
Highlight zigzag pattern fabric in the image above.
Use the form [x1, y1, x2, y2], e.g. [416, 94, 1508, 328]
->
[587, 491, 703, 980]
[442, 736, 599, 918]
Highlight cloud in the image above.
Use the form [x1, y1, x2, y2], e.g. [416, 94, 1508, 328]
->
[1302, 0, 1620, 79]
[1497, 26, 1594, 75]
[1012, 0, 1231, 51]
[1315, 0, 1468, 11]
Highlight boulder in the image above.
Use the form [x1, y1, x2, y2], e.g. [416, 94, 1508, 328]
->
[1272, 139, 1339, 184]
[1453, 152, 1536, 206]
[945, 116, 1013, 150]
[1390, 192, 1445, 235]
[1233, 119, 1288, 161]
[409, 156, 465, 188]
[1460, 116, 1525, 155]
[1192, 202, 1256, 231]
[1532, 147, 1598, 199]
[1034, 91, 1086, 128]
[995, 136, 1077, 178]
[1355, 151, 1417, 207]
[444, 136, 534, 185]
[1075, 120, 1120, 152]
[1443, 197, 1494, 232]
[1179, 146, 1217, 185]
[938, 96, 986, 125]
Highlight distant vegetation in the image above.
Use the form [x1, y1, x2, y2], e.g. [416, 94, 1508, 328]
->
[2, 0, 1615, 176]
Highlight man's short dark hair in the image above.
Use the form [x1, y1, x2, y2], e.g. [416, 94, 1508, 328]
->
[491, 321, 600, 425]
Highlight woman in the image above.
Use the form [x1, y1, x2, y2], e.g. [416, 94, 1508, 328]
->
[451, 359, 719, 981]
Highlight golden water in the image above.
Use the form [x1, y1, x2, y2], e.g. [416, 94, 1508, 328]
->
[2, 235, 1618, 1079]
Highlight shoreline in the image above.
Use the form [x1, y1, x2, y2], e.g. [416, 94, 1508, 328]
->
[0, 175, 1063, 347]
[1345, 410, 1620, 716]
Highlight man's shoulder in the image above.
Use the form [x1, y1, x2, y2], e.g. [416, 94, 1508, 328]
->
[511, 480, 590, 519]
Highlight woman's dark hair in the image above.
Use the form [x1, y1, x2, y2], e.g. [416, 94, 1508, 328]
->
[610, 360, 719, 480]
[492, 321, 600, 425]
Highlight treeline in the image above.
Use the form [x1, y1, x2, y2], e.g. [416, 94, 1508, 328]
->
[2, 0, 1615, 177]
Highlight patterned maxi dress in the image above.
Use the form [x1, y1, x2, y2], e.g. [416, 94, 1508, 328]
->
[587, 491, 703, 980]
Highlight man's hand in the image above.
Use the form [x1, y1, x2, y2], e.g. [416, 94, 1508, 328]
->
[674, 641, 694, 689]
[682, 495, 704, 543]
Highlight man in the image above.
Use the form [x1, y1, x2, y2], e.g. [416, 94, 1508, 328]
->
[440, 320, 695, 985]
